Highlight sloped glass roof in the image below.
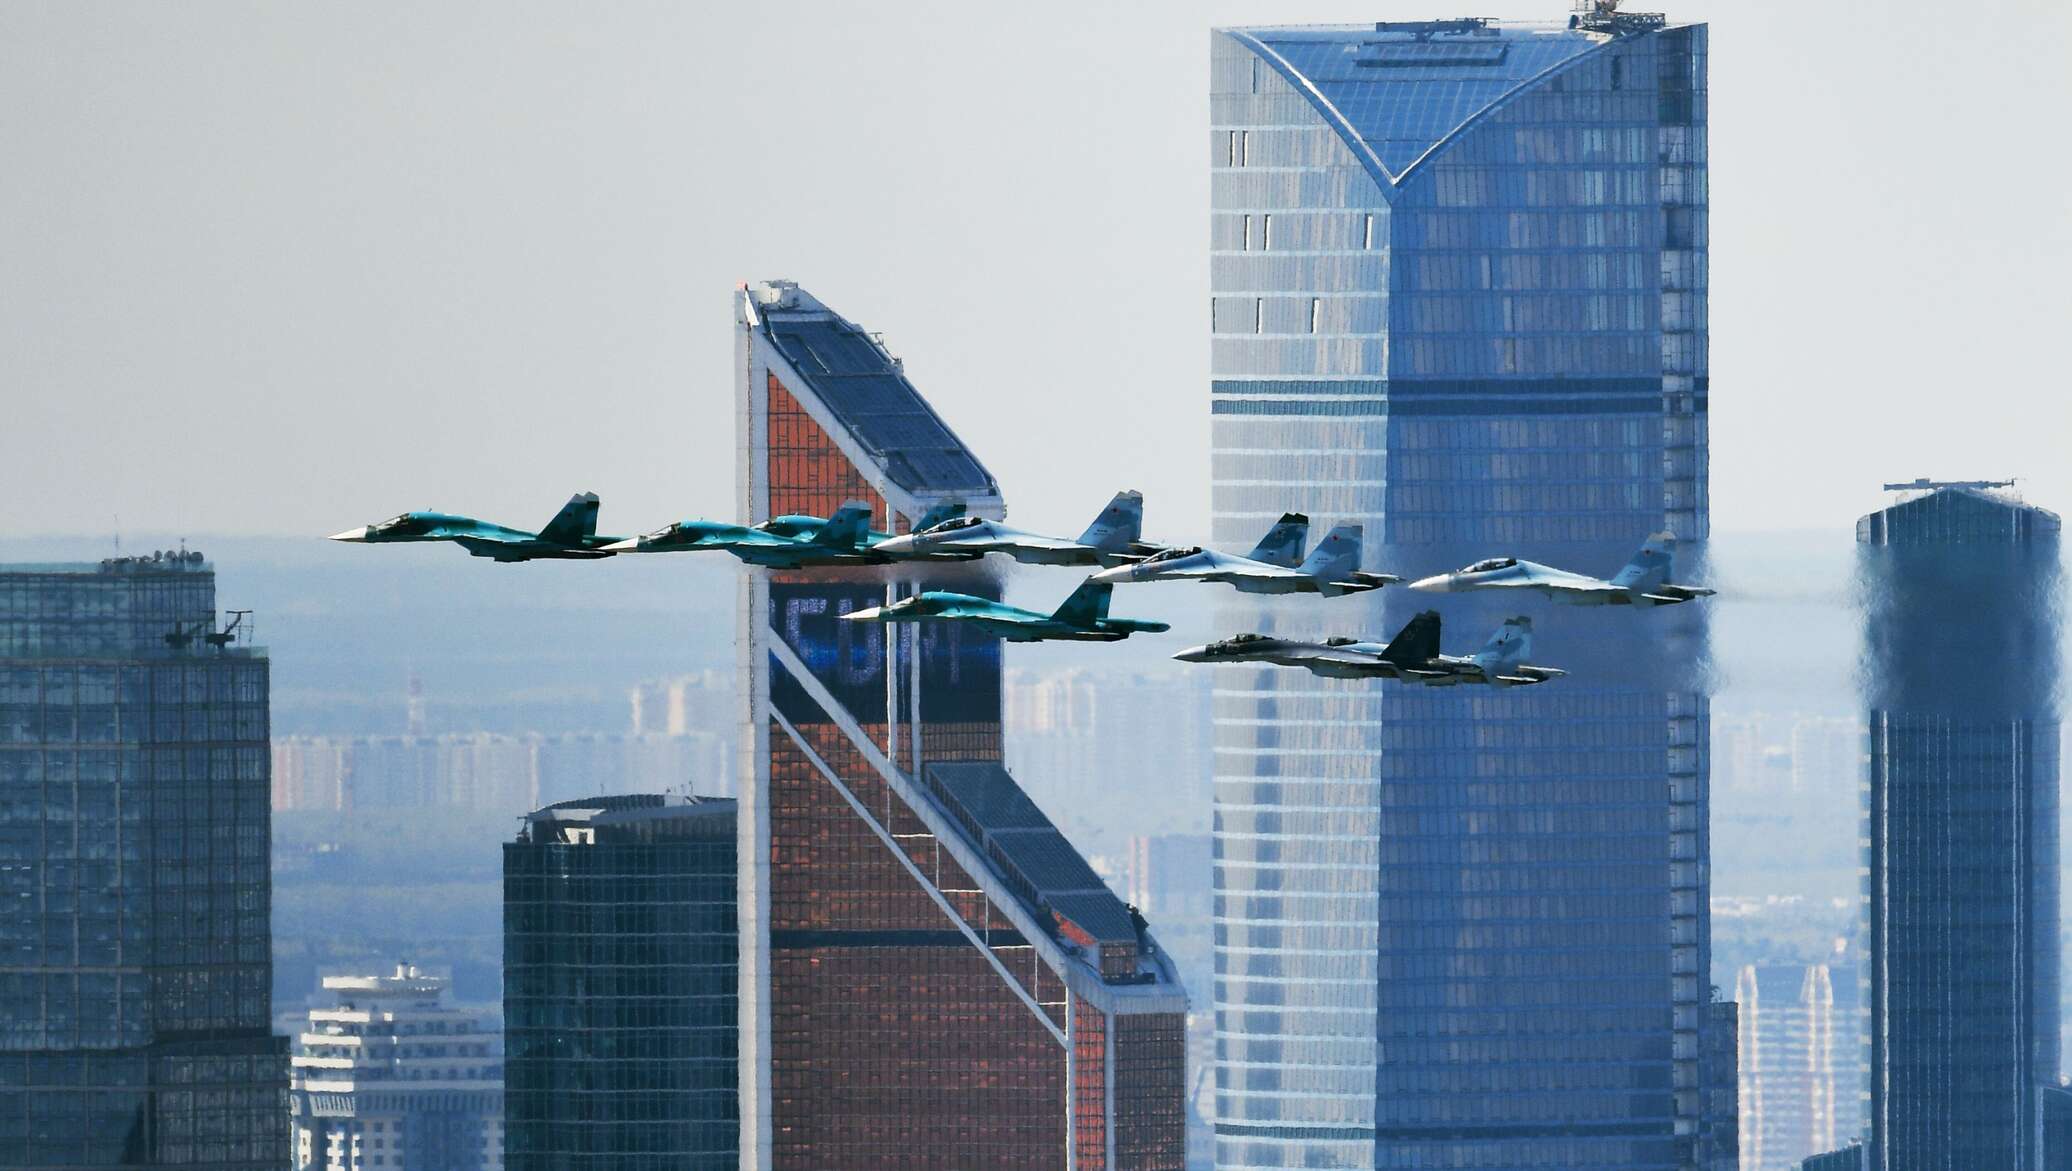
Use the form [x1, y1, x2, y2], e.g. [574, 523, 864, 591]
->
[924, 761, 1143, 948]
[762, 313, 999, 496]
[1236, 24, 1604, 181]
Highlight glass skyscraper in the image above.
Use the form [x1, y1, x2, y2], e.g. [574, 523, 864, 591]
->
[503, 794, 738, 1171]
[1208, 17, 1717, 1170]
[0, 553, 287, 1169]
[1856, 483, 2061, 1171]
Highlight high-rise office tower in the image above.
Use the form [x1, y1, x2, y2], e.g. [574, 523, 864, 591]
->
[0, 553, 287, 1168]
[1856, 481, 2061, 1170]
[1209, 15, 1715, 1170]
[1735, 959, 1863, 1170]
[503, 794, 738, 1171]
[735, 280, 1188, 1169]
[290, 964, 503, 1171]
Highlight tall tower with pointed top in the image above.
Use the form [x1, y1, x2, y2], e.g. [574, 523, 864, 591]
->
[1209, 17, 1717, 1170]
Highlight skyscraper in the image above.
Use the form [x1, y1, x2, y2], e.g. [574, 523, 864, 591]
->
[1856, 481, 2061, 1170]
[735, 280, 1188, 1169]
[290, 964, 503, 1171]
[0, 553, 287, 1168]
[1209, 15, 1714, 1169]
[503, 794, 738, 1171]
[1735, 959, 1864, 1170]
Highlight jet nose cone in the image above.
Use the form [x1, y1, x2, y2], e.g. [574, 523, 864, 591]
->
[1172, 645, 1214, 663]
[599, 538, 641, 552]
[840, 606, 886, 622]
[873, 535, 916, 555]
[1407, 574, 1453, 593]
[1088, 564, 1133, 585]
[328, 527, 372, 542]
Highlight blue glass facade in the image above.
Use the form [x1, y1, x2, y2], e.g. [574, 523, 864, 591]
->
[0, 556, 286, 1169]
[1857, 486, 2061, 1171]
[1210, 21, 1713, 1170]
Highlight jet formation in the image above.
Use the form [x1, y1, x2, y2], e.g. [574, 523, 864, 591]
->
[329, 488, 1718, 682]
[328, 493, 619, 562]
[1409, 533, 1715, 607]
[602, 500, 968, 568]
[871, 491, 1158, 567]
[1175, 611, 1564, 688]
[841, 579, 1167, 644]
[1092, 513, 1400, 596]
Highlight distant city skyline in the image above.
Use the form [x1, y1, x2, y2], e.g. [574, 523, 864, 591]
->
[3, 1, 2069, 543]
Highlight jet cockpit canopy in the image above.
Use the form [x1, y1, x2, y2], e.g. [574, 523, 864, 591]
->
[1143, 546, 1203, 564]
[1464, 557, 1518, 573]
[920, 515, 984, 535]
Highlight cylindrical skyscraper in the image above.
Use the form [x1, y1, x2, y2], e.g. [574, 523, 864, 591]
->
[1857, 481, 2061, 1171]
[1208, 15, 1718, 1170]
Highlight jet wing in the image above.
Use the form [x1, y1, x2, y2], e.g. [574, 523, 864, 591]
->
[1164, 554, 1306, 582]
[453, 535, 541, 561]
[996, 534, 1088, 553]
[1541, 579, 1624, 598]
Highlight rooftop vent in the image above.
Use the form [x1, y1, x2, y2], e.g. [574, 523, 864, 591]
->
[1372, 18, 1496, 40]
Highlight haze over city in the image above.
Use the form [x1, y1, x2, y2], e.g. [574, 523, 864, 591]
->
[4, 0, 2068, 542]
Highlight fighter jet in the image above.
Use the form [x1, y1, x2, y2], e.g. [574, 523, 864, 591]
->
[1407, 532, 1715, 607]
[328, 493, 621, 561]
[1090, 514, 1400, 596]
[839, 577, 1169, 643]
[603, 500, 969, 568]
[870, 490, 1159, 567]
[1173, 610, 1564, 687]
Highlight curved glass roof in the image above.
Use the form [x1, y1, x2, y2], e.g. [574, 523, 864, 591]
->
[1232, 24, 1605, 183]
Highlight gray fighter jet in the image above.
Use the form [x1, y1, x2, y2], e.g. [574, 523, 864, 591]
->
[839, 578, 1168, 643]
[870, 490, 1157, 567]
[1407, 532, 1714, 606]
[1173, 610, 1563, 686]
[1090, 514, 1399, 596]
[328, 493, 621, 561]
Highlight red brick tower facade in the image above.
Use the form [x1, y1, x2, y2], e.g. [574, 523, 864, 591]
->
[735, 281, 1187, 1169]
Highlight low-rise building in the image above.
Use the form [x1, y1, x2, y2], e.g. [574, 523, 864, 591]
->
[290, 965, 502, 1171]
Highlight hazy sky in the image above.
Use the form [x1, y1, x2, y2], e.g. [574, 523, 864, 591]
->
[4, 1, 2068, 544]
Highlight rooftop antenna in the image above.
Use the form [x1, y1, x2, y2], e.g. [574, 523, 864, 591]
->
[206, 611, 252, 650]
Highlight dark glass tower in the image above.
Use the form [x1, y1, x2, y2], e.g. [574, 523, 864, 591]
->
[1857, 483, 2061, 1171]
[1209, 17, 1715, 1170]
[0, 554, 287, 1169]
[503, 794, 739, 1171]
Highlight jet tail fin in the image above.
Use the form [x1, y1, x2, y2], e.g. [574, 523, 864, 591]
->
[1076, 490, 1144, 552]
[538, 493, 601, 545]
[1472, 617, 1533, 669]
[1050, 577, 1112, 627]
[1609, 532, 1676, 591]
[1297, 523, 1362, 581]
[1245, 513, 1310, 568]
[912, 499, 966, 533]
[1380, 610, 1442, 666]
[812, 501, 875, 548]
